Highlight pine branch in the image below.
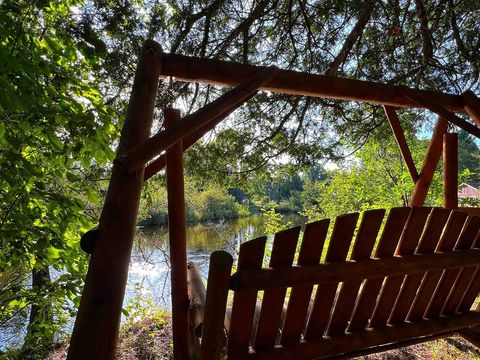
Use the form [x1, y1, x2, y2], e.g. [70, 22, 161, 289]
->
[326, 0, 377, 76]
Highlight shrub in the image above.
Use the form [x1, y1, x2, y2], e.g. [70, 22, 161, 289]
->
[139, 179, 247, 225]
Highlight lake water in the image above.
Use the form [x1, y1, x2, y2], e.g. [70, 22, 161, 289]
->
[0, 214, 304, 350]
[126, 213, 304, 309]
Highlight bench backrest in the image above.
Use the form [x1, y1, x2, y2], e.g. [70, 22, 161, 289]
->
[202, 207, 480, 359]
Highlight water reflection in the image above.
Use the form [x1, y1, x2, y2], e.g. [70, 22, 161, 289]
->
[126, 214, 304, 309]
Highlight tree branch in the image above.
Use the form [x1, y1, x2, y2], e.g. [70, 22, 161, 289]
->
[210, 0, 274, 58]
[171, 0, 224, 54]
[414, 0, 434, 65]
[326, 0, 376, 76]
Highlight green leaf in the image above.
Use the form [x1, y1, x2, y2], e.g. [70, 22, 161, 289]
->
[46, 246, 61, 261]
[48, 133, 64, 150]
[86, 188, 99, 205]
[66, 171, 80, 182]
[44, 36, 62, 52]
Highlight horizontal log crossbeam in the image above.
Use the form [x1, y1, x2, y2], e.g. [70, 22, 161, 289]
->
[230, 248, 480, 291]
[160, 53, 467, 113]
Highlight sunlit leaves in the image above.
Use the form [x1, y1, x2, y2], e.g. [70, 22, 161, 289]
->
[0, 0, 120, 346]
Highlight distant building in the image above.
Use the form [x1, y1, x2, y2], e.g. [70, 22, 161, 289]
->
[459, 182, 480, 199]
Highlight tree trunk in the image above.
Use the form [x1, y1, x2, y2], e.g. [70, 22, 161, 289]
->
[21, 266, 53, 358]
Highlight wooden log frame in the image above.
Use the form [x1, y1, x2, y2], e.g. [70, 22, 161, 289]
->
[69, 39, 480, 360]
[160, 53, 467, 113]
[67, 41, 163, 359]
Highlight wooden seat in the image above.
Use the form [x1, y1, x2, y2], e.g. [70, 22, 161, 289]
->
[199, 207, 480, 359]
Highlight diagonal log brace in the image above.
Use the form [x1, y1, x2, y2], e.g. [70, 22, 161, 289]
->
[115, 66, 279, 174]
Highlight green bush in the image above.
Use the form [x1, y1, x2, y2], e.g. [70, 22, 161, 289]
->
[139, 179, 248, 225]
[195, 185, 239, 221]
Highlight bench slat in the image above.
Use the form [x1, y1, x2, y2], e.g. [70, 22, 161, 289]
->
[443, 218, 480, 314]
[281, 220, 329, 346]
[459, 267, 480, 313]
[228, 236, 267, 357]
[326, 209, 385, 336]
[254, 227, 300, 350]
[407, 210, 468, 321]
[389, 208, 450, 324]
[201, 252, 233, 359]
[370, 207, 431, 328]
[428, 216, 480, 317]
[348, 207, 410, 332]
[444, 266, 478, 314]
[304, 213, 359, 339]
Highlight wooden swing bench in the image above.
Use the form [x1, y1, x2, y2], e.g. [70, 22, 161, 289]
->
[198, 207, 480, 359]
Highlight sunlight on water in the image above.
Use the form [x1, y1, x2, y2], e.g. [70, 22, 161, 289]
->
[124, 214, 304, 310]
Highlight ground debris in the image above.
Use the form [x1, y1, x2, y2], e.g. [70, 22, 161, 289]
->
[43, 320, 479, 360]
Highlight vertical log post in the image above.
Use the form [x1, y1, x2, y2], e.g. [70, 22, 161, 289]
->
[410, 118, 448, 206]
[68, 41, 163, 359]
[443, 133, 458, 209]
[165, 108, 190, 360]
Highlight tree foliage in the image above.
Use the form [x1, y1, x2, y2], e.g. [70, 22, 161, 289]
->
[69, 0, 480, 179]
[0, 0, 119, 353]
